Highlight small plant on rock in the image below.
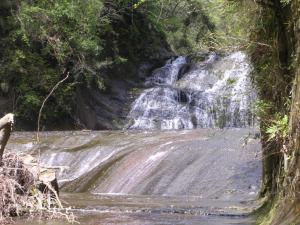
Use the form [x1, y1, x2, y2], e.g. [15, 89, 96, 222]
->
[266, 114, 289, 147]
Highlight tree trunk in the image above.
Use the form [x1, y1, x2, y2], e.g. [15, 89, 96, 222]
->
[0, 113, 14, 162]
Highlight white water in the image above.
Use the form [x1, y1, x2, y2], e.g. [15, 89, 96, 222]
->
[126, 52, 256, 130]
[9, 52, 261, 225]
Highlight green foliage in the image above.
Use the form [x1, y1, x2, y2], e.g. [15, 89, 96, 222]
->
[134, 0, 146, 9]
[19, 0, 104, 64]
[226, 78, 237, 86]
[195, 0, 257, 50]
[0, 0, 107, 128]
[266, 115, 289, 142]
[248, 0, 293, 130]
[0, 0, 229, 129]
[254, 100, 273, 121]
[244, 0, 296, 198]
[280, 0, 292, 6]
[135, 0, 215, 54]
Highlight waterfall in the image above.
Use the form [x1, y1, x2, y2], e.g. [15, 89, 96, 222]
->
[126, 52, 256, 130]
[9, 52, 261, 225]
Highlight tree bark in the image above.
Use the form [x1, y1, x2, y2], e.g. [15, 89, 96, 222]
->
[0, 113, 14, 162]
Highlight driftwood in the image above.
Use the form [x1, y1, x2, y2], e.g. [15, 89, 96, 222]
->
[0, 153, 61, 221]
[21, 154, 59, 195]
[0, 114, 65, 222]
[0, 113, 14, 163]
[0, 113, 59, 195]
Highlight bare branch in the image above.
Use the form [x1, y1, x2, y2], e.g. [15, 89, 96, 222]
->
[36, 72, 69, 142]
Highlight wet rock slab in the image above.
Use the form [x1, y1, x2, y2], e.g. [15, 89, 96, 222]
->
[9, 128, 261, 224]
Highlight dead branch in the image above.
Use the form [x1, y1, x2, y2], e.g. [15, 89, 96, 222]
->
[0, 114, 14, 163]
[36, 72, 69, 142]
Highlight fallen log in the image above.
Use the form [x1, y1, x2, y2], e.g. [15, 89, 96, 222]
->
[0, 113, 14, 163]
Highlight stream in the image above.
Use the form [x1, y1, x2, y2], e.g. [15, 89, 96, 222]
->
[9, 52, 262, 224]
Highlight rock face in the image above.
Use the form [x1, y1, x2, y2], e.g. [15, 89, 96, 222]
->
[281, 2, 300, 223]
[75, 60, 167, 130]
[250, 1, 300, 223]
[74, 5, 174, 130]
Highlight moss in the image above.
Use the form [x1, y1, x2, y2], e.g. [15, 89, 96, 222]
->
[254, 199, 278, 225]
[254, 198, 300, 225]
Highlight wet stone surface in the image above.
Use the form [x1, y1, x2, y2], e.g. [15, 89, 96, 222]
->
[9, 128, 261, 225]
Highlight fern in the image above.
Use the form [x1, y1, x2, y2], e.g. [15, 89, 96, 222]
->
[266, 115, 289, 142]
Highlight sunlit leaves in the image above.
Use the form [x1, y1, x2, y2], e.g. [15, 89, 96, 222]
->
[280, 0, 291, 6]
[266, 115, 289, 142]
[134, 0, 146, 9]
[19, 0, 104, 65]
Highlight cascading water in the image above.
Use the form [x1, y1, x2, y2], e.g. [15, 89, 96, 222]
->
[10, 51, 261, 225]
[126, 52, 256, 130]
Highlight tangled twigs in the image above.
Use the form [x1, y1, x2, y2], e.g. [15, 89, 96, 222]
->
[0, 154, 34, 223]
[0, 153, 75, 224]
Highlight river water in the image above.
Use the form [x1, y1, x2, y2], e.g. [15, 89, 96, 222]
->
[10, 129, 261, 225]
[9, 52, 261, 224]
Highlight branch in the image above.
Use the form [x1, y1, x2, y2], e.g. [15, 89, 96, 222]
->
[156, 0, 164, 23]
[36, 72, 69, 142]
[0, 113, 14, 162]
